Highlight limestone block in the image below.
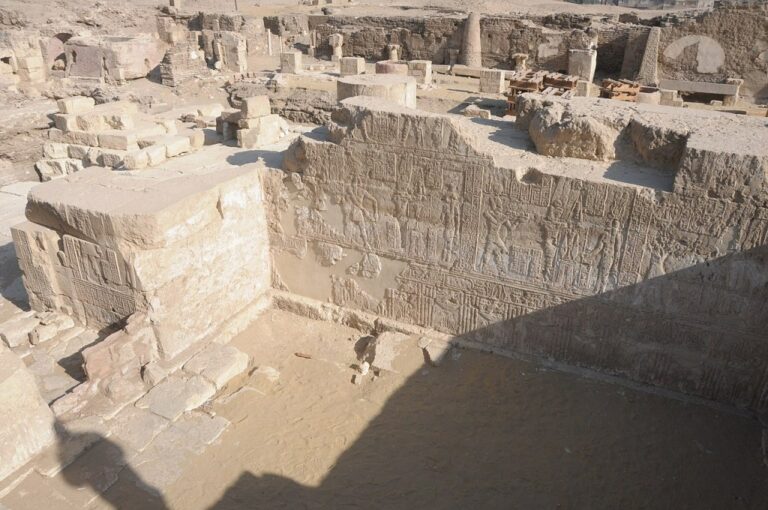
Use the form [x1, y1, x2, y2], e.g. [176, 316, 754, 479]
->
[163, 135, 191, 157]
[568, 49, 597, 83]
[42, 142, 69, 159]
[57, 96, 96, 115]
[68, 144, 91, 159]
[110, 406, 169, 453]
[17, 68, 45, 82]
[575, 80, 592, 97]
[280, 51, 302, 74]
[236, 114, 281, 148]
[636, 90, 661, 105]
[18, 163, 271, 359]
[16, 56, 44, 71]
[98, 131, 139, 151]
[241, 96, 271, 118]
[145, 144, 166, 166]
[179, 128, 205, 149]
[479, 69, 505, 94]
[104, 113, 135, 130]
[48, 128, 99, 147]
[76, 112, 107, 132]
[0, 344, 55, 481]
[0, 316, 40, 348]
[135, 375, 216, 421]
[337, 74, 417, 108]
[375, 60, 408, 75]
[407, 60, 432, 85]
[340, 57, 365, 76]
[183, 344, 249, 389]
[197, 104, 224, 117]
[124, 150, 149, 170]
[35, 158, 83, 181]
[89, 148, 127, 168]
[157, 119, 178, 135]
[52, 114, 78, 132]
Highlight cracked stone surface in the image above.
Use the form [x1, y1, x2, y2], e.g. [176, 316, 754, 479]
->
[183, 344, 250, 390]
[135, 375, 216, 421]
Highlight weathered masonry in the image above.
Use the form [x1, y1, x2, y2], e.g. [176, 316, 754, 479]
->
[271, 96, 768, 412]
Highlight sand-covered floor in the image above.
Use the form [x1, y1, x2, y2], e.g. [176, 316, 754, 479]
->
[5, 308, 765, 509]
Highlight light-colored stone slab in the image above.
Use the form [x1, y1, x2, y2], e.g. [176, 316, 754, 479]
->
[183, 344, 249, 389]
[135, 375, 216, 421]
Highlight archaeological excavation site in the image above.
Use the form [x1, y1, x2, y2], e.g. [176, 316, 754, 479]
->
[0, 0, 767, 507]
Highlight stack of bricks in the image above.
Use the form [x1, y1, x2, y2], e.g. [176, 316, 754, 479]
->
[222, 96, 283, 149]
[38, 96, 209, 179]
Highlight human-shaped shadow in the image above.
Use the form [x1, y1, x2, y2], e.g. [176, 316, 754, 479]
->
[54, 419, 169, 510]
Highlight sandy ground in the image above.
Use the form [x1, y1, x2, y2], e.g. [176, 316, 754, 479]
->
[3, 307, 766, 509]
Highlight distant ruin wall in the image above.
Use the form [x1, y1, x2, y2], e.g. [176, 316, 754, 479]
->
[308, 15, 630, 72]
[658, 4, 768, 98]
[271, 97, 768, 412]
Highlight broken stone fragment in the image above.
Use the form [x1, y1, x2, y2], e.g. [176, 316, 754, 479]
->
[0, 344, 55, 481]
[141, 362, 168, 387]
[423, 340, 452, 367]
[136, 375, 216, 421]
[241, 96, 271, 118]
[57, 96, 96, 115]
[0, 315, 40, 348]
[359, 331, 411, 373]
[461, 104, 490, 119]
[183, 343, 250, 390]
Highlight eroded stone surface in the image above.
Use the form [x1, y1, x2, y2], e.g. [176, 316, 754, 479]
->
[135, 375, 216, 421]
[183, 344, 250, 389]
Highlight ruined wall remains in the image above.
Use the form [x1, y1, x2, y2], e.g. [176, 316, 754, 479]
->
[64, 34, 164, 82]
[657, 3, 768, 98]
[12, 162, 271, 361]
[272, 96, 768, 412]
[307, 15, 625, 72]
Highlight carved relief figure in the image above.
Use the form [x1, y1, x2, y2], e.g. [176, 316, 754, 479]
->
[441, 183, 461, 263]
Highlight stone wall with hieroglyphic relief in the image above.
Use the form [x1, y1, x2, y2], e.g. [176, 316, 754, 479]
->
[270, 96, 768, 412]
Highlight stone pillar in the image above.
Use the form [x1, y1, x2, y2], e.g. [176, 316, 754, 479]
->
[461, 12, 482, 68]
[387, 44, 400, 62]
[723, 78, 743, 107]
[512, 53, 528, 72]
[568, 49, 597, 83]
[479, 69, 505, 94]
[281, 51, 302, 74]
[170, 0, 182, 7]
[637, 27, 660, 86]
[329, 34, 344, 62]
[340, 57, 365, 76]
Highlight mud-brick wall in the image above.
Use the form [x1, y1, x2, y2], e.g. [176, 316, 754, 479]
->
[657, 4, 768, 98]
